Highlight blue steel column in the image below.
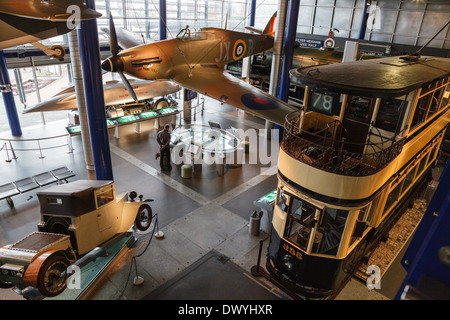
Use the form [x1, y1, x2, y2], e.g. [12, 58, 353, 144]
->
[278, 0, 300, 102]
[159, 0, 167, 40]
[0, 50, 22, 136]
[249, 0, 257, 27]
[358, 1, 369, 40]
[77, 0, 113, 180]
[276, 0, 300, 140]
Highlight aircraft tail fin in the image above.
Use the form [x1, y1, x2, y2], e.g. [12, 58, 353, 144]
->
[263, 12, 277, 36]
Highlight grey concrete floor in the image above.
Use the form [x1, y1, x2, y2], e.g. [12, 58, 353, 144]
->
[0, 96, 408, 301]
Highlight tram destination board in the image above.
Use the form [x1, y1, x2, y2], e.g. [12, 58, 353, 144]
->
[307, 90, 339, 116]
[66, 107, 179, 135]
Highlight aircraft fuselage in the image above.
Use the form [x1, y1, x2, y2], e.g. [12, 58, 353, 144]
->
[116, 28, 274, 82]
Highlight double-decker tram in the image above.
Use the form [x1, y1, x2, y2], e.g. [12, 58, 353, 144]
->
[265, 54, 450, 298]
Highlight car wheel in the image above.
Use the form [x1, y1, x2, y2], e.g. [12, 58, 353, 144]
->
[135, 204, 152, 231]
[37, 254, 70, 297]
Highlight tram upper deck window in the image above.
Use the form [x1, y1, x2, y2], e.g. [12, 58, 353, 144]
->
[375, 97, 407, 132]
[410, 93, 430, 129]
[440, 83, 450, 109]
[346, 96, 375, 122]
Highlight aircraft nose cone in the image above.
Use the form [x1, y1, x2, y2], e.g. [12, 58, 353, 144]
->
[101, 56, 124, 72]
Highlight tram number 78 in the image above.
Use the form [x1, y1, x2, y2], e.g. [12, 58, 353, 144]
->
[309, 91, 337, 116]
[283, 243, 303, 260]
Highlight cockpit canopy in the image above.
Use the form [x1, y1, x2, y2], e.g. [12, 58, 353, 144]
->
[176, 26, 207, 40]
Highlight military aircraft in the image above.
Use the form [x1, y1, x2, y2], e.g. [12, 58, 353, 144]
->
[101, 13, 297, 126]
[22, 78, 181, 115]
[0, 0, 101, 58]
[23, 26, 181, 116]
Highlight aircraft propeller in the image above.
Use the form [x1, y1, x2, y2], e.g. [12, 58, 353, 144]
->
[101, 14, 138, 102]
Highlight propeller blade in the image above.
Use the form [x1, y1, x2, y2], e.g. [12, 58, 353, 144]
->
[118, 71, 138, 102]
[109, 13, 119, 56]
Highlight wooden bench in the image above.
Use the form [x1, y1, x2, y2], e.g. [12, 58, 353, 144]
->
[0, 167, 75, 208]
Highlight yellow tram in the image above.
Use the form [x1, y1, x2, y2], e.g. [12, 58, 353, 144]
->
[266, 54, 450, 297]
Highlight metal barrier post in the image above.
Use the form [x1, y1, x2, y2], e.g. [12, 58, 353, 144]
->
[67, 135, 74, 153]
[2, 143, 11, 162]
[9, 141, 17, 160]
[37, 140, 45, 159]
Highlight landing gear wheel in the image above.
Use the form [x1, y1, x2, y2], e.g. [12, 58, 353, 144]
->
[155, 98, 169, 109]
[135, 204, 152, 231]
[50, 45, 65, 60]
[37, 254, 70, 297]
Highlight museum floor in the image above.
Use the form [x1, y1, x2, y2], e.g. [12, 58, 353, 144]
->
[0, 96, 418, 300]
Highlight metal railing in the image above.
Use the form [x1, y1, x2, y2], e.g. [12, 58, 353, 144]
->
[0, 133, 74, 162]
[282, 111, 406, 176]
[178, 98, 205, 125]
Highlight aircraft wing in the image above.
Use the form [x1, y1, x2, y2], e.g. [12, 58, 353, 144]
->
[23, 79, 181, 113]
[172, 66, 296, 126]
[101, 27, 145, 50]
[0, 0, 101, 21]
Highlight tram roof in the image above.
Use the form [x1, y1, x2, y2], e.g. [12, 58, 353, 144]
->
[290, 55, 450, 98]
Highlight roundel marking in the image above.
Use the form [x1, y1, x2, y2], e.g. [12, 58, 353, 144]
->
[233, 40, 247, 60]
[241, 93, 280, 110]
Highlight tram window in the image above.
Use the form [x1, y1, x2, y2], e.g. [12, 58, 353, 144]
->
[346, 96, 374, 122]
[276, 190, 288, 213]
[421, 81, 437, 95]
[403, 167, 416, 194]
[375, 97, 406, 132]
[384, 179, 404, 216]
[429, 86, 445, 117]
[410, 94, 431, 129]
[439, 84, 450, 109]
[311, 208, 348, 256]
[429, 140, 440, 166]
[349, 206, 371, 248]
[417, 152, 429, 176]
[284, 198, 317, 251]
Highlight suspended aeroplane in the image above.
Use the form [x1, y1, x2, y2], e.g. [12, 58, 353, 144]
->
[22, 78, 181, 115]
[23, 25, 181, 115]
[0, 0, 101, 58]
[101, 13, 297, 126]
